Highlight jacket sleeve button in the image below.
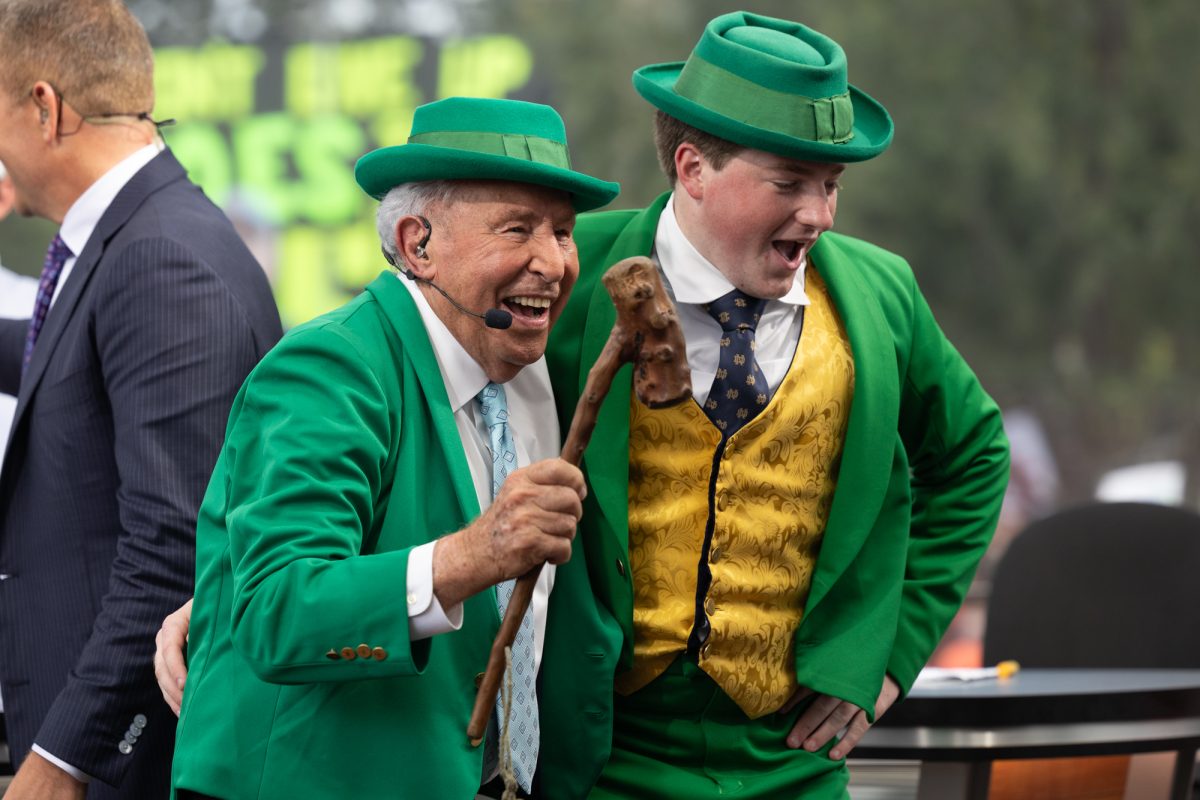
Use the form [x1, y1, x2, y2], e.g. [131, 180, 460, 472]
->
[372, 647, 388, 661]
[356, 643, 372, 659]
[341, 647, 357, 661]
[326, 649, 340, 661]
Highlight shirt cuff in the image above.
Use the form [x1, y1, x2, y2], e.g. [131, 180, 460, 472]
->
[406, 541, 464, 641]
[31, 744, 92, 783]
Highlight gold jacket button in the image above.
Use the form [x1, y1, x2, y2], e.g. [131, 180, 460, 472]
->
[356, 643, 372, 659]
[325, 649, 340, 661]
[341, 647, 357, 661]
[372, 647, 388, 661]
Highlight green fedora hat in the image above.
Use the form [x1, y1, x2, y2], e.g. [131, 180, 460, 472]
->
[633, 11, 893, 163]
[355, 96, 619, 212]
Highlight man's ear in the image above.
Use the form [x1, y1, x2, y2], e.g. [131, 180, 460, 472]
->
[395, 215, 433, 278]
[30, 81, 59, 141]
[674, 142, 707, 201]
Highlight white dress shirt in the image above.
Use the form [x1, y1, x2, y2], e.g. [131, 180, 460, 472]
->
[30, 141, 162, 783]
[396, 273, 559, 672]
[654, 195, 810, 403]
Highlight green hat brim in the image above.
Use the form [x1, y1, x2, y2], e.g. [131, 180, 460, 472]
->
[634, 61, 893, 163]
[354, 144, 620, 213]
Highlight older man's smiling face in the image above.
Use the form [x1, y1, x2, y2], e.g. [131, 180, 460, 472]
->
[417, 181, 578, 383]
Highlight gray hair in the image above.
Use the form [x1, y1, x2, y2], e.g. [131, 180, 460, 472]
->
[375, 180, 464, 266]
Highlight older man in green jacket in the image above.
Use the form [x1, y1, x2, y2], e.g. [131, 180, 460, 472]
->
[169, 97, 618, 799]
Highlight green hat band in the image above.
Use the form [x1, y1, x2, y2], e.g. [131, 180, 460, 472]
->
[675, 54, 853, 144]
[406, 130, 571, 171]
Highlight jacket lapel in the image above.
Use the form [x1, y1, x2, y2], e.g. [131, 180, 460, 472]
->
[802, 236, 899, 616]
[577, 196, 668, 557]
[365, 273, 480, 525]
[9, 149, 187, 444]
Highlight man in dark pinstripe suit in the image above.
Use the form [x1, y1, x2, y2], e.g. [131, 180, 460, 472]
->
[0, 2, 282, 797]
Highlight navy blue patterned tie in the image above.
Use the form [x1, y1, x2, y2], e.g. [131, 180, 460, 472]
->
[22, 234, 72, 377]
[476, 382, 538, 793]
[702, 289, 771, 438]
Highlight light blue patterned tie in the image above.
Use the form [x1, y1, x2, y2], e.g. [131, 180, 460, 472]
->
[476, 382, 538, 793]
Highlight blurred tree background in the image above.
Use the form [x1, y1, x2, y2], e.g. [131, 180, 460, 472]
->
[2, 0, 1197, 510]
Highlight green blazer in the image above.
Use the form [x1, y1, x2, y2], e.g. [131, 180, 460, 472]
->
[537, 194, 1010, 797]
[172, 274, 503, 798]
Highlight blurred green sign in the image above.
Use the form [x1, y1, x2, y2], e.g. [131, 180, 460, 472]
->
[154, 35, 533, 326]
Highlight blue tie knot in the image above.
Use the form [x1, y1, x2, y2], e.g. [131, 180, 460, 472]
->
[704, 289, 767, 333]
[477, 382, 510, 427]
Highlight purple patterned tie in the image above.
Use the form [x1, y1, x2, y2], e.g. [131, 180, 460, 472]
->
[22, 234, 72, 378]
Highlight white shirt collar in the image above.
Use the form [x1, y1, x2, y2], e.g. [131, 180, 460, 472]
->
[654, 193, 810, 307]
[58, 143, 161, 258]
[395, 272, 490, 413]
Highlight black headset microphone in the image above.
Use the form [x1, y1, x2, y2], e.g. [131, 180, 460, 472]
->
[386, 216, 513, 330]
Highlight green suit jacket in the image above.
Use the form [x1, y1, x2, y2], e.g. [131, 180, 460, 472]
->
[537, 194, 1010, 797]
[172, 274, 504, 798]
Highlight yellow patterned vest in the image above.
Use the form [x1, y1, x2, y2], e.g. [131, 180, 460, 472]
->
[618, 269, 854, 719]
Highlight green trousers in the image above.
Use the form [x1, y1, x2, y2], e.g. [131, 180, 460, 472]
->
[590, 658, 849, 799]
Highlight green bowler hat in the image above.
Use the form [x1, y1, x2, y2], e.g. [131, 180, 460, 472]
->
[355, 97, 620, 211]
[634, 11, 893, 163]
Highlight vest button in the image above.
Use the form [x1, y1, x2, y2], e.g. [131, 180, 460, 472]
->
[710, 547, 722, 564]
[704, 597, 715, 616]
[716, 492, 729, 511]
[616, 559, 626, 577]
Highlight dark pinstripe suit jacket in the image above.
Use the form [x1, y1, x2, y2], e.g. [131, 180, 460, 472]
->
[0, 149, 281, 797]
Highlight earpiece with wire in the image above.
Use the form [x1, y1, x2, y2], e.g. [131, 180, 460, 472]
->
[384, 214, 513, 330]
[413, 215, 431, 261]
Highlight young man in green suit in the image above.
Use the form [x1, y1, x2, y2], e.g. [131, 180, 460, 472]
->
[168, 97, 619, 799]
[535, 12, 1010, 798]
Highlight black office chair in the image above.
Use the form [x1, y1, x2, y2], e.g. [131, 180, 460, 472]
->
[984, 501, 1200, 668]
[983, 501, 1200, 800]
